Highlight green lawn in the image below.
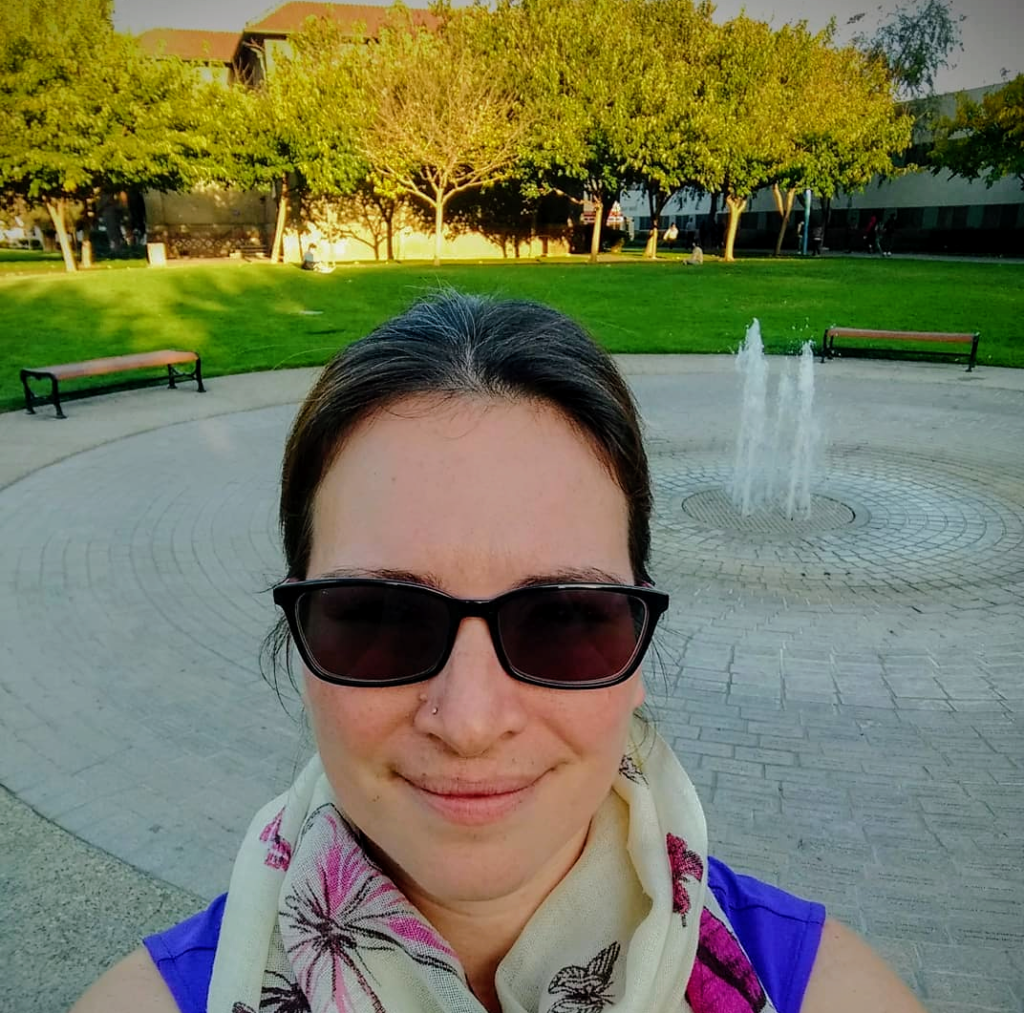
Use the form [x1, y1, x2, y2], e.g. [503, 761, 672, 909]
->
[2, 257, 1022, 412]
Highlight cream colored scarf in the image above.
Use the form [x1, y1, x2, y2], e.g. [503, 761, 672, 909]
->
[209, 727, 776, 1013]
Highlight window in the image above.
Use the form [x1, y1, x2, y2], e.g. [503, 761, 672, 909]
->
[899, 207, 924, 229]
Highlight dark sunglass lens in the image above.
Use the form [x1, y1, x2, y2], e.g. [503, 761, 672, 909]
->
[498, 589, 647, 684]
[296, 585, 449, 683]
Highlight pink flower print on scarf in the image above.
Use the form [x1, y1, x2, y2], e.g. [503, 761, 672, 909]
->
[281, 806, 462, 1013]
[260, 808, 293, 871]
[686, 908, 767, 1013]
[666, 833, 704, 925]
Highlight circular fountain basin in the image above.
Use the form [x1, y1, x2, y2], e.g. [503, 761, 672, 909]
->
[682, 489, 855, 534]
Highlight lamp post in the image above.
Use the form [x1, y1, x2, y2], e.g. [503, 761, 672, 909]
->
[802, 189, 811, 256]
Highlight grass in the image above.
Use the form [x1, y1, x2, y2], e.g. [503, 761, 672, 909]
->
[2, 256, 1022, 412]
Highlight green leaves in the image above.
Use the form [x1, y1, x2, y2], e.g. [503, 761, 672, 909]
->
[931, 76, 1024, 190]
[0, 0, 212, 268]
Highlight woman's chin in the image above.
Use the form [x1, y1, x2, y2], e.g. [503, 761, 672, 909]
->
[389, 826, 590, 916]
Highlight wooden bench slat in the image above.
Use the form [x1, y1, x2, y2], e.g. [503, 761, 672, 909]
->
[826, 328, 975, 343]
[24, 350, 198, 381]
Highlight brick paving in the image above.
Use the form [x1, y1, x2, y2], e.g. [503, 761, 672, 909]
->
[1, 357, 1022, 1011]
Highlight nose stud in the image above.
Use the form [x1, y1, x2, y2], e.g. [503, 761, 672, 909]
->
[431, 706, 439, 715]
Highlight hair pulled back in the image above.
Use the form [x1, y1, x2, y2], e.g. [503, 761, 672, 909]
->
[279, 290, 653, 585]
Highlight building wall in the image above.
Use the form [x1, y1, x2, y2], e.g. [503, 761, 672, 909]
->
[144, 189, 570, 260]
[144, 188, 277, 257]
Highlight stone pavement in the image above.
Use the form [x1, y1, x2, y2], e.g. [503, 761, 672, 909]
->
[2, 356, 1023, 1013]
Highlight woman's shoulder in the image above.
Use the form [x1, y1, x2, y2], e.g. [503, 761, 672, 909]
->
[708, 859, 927, 1013]
[706, 856, 826, 1013]
[71, 895, 226, 1013]
[68, 947, 182, 1013]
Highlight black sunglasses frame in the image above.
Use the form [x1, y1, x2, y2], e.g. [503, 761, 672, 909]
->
[272, 578, 670, 690]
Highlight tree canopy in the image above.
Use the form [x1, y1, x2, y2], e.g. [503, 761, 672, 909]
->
[501, 0, 665, 261]
[931, 75, 1024, 190]
[346, 5, 531, 265]
[0, 0, 208, 270]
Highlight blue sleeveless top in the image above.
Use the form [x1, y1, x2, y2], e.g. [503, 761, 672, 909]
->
[144, 856, 825, 1013]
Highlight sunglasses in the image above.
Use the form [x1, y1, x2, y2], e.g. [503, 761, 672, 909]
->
[273, 578, 669, 689]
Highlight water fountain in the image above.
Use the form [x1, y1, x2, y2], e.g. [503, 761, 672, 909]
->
[731, 319, 818, 520]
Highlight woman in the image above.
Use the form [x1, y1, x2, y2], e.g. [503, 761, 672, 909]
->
[72, 292, 925, 1013]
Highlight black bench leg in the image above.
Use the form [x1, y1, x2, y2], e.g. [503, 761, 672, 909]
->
[20, 371, 35, 414]
[168, 357, 205, 392]
[967, 334, 978, 372]
[50, 376, 66, 419]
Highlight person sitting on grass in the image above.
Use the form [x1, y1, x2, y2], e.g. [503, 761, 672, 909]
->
[71, 292, 928, 1013]
[685, 244, 704, 266]
[302, 242, 334, 273]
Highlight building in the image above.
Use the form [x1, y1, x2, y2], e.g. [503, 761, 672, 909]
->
[233, 2, 435, 86]
[136, 28, 240, 85]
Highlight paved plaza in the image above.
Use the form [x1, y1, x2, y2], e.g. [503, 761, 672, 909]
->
[1, 356, 1022, 1013]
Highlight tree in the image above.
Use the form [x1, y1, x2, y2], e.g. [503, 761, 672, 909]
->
[698, 16, 797, 262]
[931, 75, 1024, 189]
[501, 0, 653, 263]
[626, 0, 720, 259]
[0, 0, 207, 271]
[853, 0, 964, 99]
[208, 17, 365, 263]
[766, 35, 914, 255]
[348, 6, 530, 266]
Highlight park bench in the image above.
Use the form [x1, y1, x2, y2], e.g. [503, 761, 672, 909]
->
[820, 327, 979, 372]
[20, 349, 205, 419]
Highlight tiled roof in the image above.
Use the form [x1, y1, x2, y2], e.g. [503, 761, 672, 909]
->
[245, 2, 435, 36]
[137, 29, 239, 63]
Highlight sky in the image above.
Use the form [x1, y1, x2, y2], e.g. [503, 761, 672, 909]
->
[112, 0, 1023, 93]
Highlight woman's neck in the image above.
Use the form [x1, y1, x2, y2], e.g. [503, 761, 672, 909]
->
[385, 826, 590, 1013]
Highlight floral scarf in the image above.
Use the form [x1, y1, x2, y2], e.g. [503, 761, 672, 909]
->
[208, 726, 776, 1013]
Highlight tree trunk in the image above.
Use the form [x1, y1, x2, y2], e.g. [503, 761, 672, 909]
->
[45, 199, 77, 273]
[772, 184, 798, 257]
[80, 195, 96, 268]
[271, 175, 288, 263]
[385, 211, 394, 262]
[588, 197, 603, 264]
[433, 196, 444, 267]
[724, 195, 746, 262]
[643, 188, 658, 259]
[644, 189, 673, 259]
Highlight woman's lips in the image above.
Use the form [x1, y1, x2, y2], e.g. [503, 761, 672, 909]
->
[402, 775, 540, 826]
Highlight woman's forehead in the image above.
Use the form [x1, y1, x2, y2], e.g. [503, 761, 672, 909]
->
[308, 396, 631, 587]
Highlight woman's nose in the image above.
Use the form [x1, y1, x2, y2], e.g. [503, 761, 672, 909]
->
[419, 617, 528, 756]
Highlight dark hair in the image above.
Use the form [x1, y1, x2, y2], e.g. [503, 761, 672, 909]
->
[264, 290, 654, 689]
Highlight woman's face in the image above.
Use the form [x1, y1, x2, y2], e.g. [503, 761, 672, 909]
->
[304, 395, 645, 908]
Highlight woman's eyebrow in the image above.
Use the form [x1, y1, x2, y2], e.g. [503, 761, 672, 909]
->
[312, 566, 629, 589]
[314, 566, 447, 589]
[513, 567, 628, 588]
